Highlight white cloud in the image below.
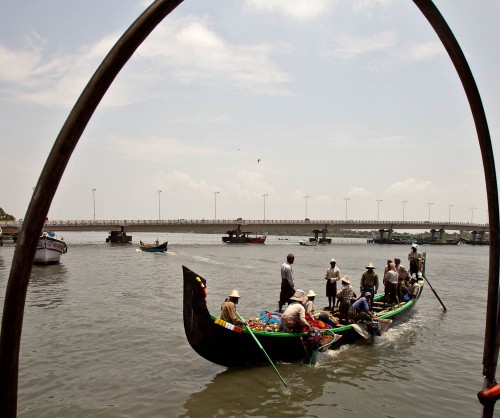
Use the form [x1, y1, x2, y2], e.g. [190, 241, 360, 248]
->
[324, 31, 397, 60]
[347, 186, 369, 197]
[405, 42, 443, 62]
[0, 16, 293, 107]
[384, 178, 435, 195]
[139, 16, 293, 95]
[351, 0, 393, 12]
[245, 0, 332, 21]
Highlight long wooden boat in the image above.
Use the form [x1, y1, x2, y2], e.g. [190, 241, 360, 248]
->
[34, 232, 68, 265]
[222, 230, 266, 244]
[139, 240, 168, 253]
[183, 265, 425, 367]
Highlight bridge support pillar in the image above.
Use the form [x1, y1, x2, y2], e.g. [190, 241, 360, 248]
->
[439, 228, 445, 241]
[378, 229, 386, 239]
[430, 229, 437, 240]
[387, 229, 393, 240]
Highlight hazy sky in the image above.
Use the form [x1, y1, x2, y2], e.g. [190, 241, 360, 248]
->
[0, 0, 498, 224]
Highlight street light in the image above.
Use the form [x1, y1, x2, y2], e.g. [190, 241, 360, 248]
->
[471, 207, 476, 223]
[213, 191, 220, 220]
[376, 199, 383, 221]
[262, 194, 268, 220]
[157, 190, 162, 220]
[401, 200, 408, 221]
[448, 204, 454, 223]
[303, 195, 310, 219]
[344, 197, 350, 221]
[91, 188, 96, 220]
[427, 202, 434, 222]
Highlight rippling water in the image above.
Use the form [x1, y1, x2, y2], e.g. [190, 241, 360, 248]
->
[0, 233, 490, 417]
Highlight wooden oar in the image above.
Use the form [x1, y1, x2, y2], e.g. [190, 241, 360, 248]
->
[424, 275, 447, 311]
[237, 313, 288, 389]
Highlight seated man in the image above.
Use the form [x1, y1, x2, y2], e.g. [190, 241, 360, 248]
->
[349, 292, 376, 323]
[220, 290, 245, 327]
[403, 277, 420, 302]
[281, 291, 312, 332]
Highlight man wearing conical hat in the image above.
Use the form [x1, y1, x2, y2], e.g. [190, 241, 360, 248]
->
[360, 262, 379, 309]
[220, 290, 245, 327]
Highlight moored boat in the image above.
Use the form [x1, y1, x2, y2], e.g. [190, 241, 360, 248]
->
[299, 239, 318, 246]
[34, 232, 67, 265]
[139, 240, 168, 253]
[222, 228, 266, 244]
[106, 230, 132, 243]
[183, 264, 425, 367]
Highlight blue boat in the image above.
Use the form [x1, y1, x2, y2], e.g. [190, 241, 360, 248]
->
[139, 240, 168, 253]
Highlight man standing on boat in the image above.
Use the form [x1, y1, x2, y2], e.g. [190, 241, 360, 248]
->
[220, 290, 245, 327]
[279, 254, 296, 312]
[324, 258, 341, 310]
[408, 244, 422, 276]
[360, 262, 379, 309]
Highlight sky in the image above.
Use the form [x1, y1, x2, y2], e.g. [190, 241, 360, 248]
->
[0, 0, 498, 225]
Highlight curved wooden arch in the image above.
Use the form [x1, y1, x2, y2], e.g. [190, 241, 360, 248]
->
[0, 0, 498, 416]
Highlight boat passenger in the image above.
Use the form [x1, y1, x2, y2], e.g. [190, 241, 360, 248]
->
[281, 291, 312, 333]
[349, 292, 376, 323]
[383, 259, 393, 276]
[304, 290, 317, 316]
[220, 290, 245, 327]
[279, 253, 296, 312]
[336, 276, 355, 324]
[408, 244, 423, 277]
[395, 258, 410, 299]
[324, 258, 341, 310]
[360, 262, 379, 309]
[403, 277, 420, 302]
[383, 262, 400, 307]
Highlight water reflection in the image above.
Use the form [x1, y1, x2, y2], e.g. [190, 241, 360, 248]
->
[28, 264, 68, 309]
[180, 327, 420, 418]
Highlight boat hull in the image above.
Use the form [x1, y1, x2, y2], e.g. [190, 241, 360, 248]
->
[34, 236, 67, 265]
[139, 241, 168, 252]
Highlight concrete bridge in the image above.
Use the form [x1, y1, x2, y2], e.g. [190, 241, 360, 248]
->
[0, 219, 490, 236]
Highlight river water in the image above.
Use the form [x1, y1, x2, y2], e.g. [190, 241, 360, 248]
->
[0, 232, 490, 417]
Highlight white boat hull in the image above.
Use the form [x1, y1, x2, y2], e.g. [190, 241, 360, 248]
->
[34, 236, 67, 265]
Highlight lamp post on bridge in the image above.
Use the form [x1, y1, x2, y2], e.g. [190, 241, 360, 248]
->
[262, 194, 268, 221]
[448, 204, 454, 222]
[427, 202, 434, 222]
[91, 188, 96, 220]
[213, 191, 220, 220]
[157, 190, 162, 220]
[376, 199, 383, 221]
[401, 200, 408, 222]
[344, 197, 350, 221]
[303, 195, 310, 219]
[470, 206, 476, 223]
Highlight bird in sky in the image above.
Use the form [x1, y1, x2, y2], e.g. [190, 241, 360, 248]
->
[257, 158, 261, 163]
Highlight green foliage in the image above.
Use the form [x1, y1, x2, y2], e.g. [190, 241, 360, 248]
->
[0, 207, 15, 221]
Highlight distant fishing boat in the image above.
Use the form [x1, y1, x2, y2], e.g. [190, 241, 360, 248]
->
[34, 231, 67, 265]
[139, 240, 168, 253]
[298, 239, 318, 246]
[106, 230, 132, 243]
[222, 228, 266, 244]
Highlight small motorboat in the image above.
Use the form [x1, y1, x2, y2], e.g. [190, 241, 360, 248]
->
[139, 240, 168, 253]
